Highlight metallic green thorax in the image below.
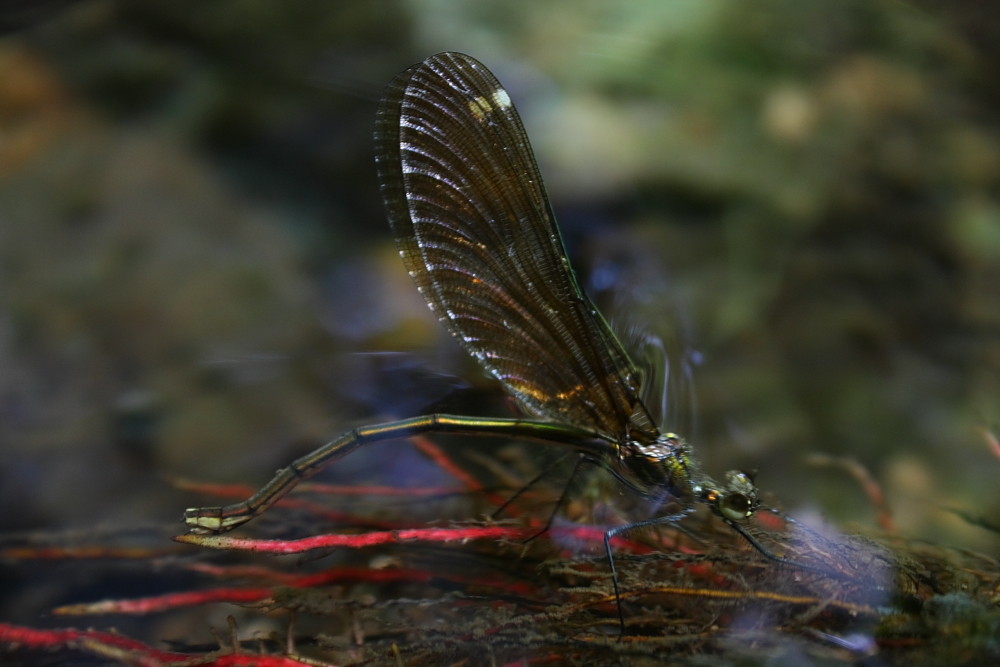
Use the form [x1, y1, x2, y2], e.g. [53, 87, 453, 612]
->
[616, 434, 697, 500]
[609, 433, 759, 522]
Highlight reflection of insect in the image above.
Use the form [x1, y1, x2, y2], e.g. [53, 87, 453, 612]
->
[185, 51, 796, 631]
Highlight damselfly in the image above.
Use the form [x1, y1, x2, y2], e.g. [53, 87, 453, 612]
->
[185, 51, 797, 631]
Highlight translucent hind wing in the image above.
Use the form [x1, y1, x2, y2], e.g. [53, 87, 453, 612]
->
[374, 52, 657, 443]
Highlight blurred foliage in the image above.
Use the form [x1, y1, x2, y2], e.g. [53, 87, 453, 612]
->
[0, 0, 999, 663]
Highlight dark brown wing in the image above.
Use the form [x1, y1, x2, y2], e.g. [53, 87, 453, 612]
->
[374, 52, 658, 444]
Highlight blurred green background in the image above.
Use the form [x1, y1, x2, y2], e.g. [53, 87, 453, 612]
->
[1, 0, 997, 587]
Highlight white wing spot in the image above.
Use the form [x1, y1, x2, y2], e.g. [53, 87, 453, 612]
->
[492, 88, 511, 109]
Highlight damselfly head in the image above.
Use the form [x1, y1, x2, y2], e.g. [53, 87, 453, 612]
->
[701, 470, 760, 522]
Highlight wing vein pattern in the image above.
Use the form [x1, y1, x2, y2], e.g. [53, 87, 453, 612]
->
[374, 52, 658, 445]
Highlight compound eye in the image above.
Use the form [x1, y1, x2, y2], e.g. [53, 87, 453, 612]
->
[718, 493, 752, 521]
